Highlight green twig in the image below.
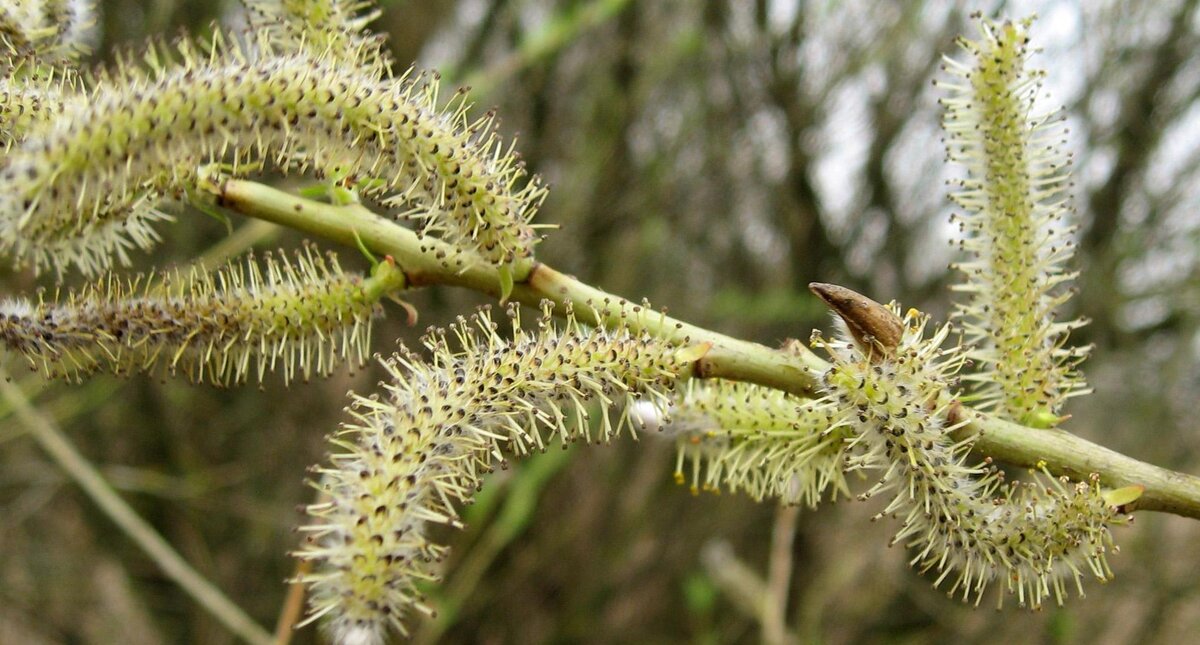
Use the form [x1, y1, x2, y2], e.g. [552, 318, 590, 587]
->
[206, 178, 1200, 520]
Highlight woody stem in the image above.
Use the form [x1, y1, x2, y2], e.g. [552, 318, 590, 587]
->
[204, 178, 1200, 520]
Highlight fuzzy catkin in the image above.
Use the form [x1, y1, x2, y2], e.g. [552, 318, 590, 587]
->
[242, 0, 384, 69]
[0, 65, 78, 147]
[817, 305, 1127, 609]
[0, 38, 543, 275]
[938, 15, 1089, 426]
[296, 304, 686, 643]
[0, 246, 401, 385]
[0, 0, 92, 151]
[640, 380, 850, 507]
[0, 0, 92, 67]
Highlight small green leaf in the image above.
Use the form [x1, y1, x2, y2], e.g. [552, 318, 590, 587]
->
[675, 341, 713, 364]
[1102, 485, 1145, 508]
[297, 183, 330, 199]
[497, 264, 515, 303]
[1024, 407, 1065, 429]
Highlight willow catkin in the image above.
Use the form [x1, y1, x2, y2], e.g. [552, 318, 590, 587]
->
[0, 36, 544, 275]
[0, 64, 79, 147]
[0, 0, 93, 67]
[938, 15, 1090, 427]
[296, 303, 687, 643]
[241, 0, 385, 70]
[813, 285, 1131, 609]
[0, 246, 403, 385]
[636, 380, 851, 508]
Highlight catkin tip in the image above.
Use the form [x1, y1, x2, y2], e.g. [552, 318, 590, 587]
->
[296, 305, 685, 636]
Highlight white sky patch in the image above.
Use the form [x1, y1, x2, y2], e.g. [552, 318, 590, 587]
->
[813, 79, 872, 231]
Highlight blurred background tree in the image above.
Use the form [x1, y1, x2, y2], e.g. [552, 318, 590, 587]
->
[3, 0, 1200, 642]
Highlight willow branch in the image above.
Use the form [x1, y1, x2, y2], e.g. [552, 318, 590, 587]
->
[207, 178, 1200, 520]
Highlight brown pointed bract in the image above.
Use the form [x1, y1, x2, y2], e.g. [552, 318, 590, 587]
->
[809, 282, 903, 357]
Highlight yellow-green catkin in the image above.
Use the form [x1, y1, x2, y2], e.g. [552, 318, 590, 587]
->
[0, 246, 402, 385]
[0, 1, 89, 148]
[0, 64, 78, 147]
[0, 36, 543, 275]
[938, 14, 1090, 427]
[296, 304, 685, 643]
[0, 0, 93, 69]
[635, 380, 850, 507]
[241, 0, 385, 69]
[815, 296, 1129, 609]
